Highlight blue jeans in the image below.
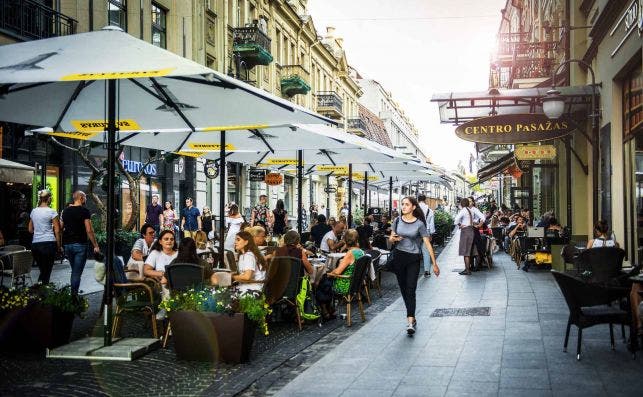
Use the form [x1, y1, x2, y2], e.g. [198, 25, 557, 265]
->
[64, 243, 88, 295]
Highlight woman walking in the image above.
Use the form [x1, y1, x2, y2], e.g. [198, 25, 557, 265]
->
[161, 201, 178, 235]
[28, 189, 62, 283]
[224, 204, 244, 251]
[389, 196, 440, 335]
[272, 199, 288, 236]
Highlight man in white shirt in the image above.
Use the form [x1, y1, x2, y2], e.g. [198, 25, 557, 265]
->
[320, 222, 346, 253]
[126, 223, 156, 280]
[417, 195, 436, 277]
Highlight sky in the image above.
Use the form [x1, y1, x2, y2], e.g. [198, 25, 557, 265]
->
[307, 0, 507, 170]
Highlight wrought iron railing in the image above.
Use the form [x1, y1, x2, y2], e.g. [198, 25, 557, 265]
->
[316, 91, 343, 114]
[0, 0, 77, 40]
[347, 118, 366, 131]
[232, 26, 271, 53]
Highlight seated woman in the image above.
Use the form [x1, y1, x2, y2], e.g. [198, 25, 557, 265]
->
[232, 230, 267, 293]
[143, 230, 178, 319]
[587, 220, 619, 249]
[194, 230, 216, 267]
[274, 230, 313, 276]
[328, 229, 363, 295]
[168, 237, 213, 285]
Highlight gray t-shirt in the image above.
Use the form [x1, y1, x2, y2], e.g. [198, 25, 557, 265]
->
[394, 217, 429, 254]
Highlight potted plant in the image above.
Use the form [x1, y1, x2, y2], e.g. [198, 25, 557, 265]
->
[0, 284, 88, 352]
[161, 288, 270, 363]
[433, 209, 455, 247]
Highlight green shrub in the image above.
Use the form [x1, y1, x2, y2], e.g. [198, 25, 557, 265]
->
[433, 209, 455, 246]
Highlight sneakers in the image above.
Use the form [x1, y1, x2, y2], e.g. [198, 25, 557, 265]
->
[458, 270, 471, 275]
[155, 309, 167, 321]
[407, 321, 416, 336]
[423, 271, 430, 278]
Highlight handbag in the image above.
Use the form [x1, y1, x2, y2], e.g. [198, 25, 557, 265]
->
[381, 217, 401, 272]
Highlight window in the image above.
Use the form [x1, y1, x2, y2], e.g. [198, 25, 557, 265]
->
[151, 3, 167, 48]
[108, 0, 127, 31]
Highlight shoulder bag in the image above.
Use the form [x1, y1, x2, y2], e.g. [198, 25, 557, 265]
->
[381, 217, 401, 271]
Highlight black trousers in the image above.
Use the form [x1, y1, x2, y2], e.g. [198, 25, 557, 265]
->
[32, 241, 57, 283]
[393, 249, 422, 318]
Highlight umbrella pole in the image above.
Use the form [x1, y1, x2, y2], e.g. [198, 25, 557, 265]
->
[388, 177, 393, 219]
[104, 79, 116, 347]
[364, 171, 368, 221]
[219, 131, 226, 268]
[297, 150, 303, 234]
[348, 164, 352, 227]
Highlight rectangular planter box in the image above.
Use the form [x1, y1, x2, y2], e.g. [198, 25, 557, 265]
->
[170, 311, 256, 363]
[0, 303, 74, 353]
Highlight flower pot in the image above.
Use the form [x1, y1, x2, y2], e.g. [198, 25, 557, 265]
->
[0, 303, 74, 353]
[20, 303, 75, 350]
[170, 311, 256, 363]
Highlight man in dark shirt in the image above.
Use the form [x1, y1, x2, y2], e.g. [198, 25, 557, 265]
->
[61, 190, 100, 296]
[180, 197, 201, 238]
[309, 214, 332, 247]
[145, 194, 163, 236]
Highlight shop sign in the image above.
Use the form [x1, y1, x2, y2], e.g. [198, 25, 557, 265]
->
[121, 158, 157, 176]
[455, 114, 573, 144]
[609, 0, 641, 57]
[316, 165, 349, 173]
[264, 173, 283, 185]
[324, 185, 337, 193]
[266, 158, 299, 165]
[514, 145, 557, 160]
[204, 160, 219, 179]
[249, 169, 267, 182]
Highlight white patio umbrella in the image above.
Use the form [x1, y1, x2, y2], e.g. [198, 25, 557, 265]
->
[0, 26, 332, 348]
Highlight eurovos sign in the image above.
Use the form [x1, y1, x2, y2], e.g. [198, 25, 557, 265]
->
[455, 114, 574, 144]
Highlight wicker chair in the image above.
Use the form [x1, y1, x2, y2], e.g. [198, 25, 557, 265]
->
[263, 256, 303, 330]
[551, 270, 632, 360]
[576, 247, 626, 284]
[112, 261, 161, 340]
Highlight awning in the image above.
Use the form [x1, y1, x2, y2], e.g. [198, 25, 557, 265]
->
[477, 152, 515, 185]
[0, 159, 35, 184]
[431, 85, 595, 124]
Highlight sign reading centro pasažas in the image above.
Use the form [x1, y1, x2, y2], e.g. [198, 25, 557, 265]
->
[455, 114, 573, 144]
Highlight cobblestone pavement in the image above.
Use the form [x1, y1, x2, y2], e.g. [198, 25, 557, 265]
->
[276, 231, 643, 397]
[1, 244, 445, 396]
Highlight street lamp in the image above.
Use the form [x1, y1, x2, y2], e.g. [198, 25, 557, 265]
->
[543, 58, 599, 223]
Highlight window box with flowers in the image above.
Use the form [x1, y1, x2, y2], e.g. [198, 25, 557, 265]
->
[161, 288, 270, 363]
[0, 284, 88, 353]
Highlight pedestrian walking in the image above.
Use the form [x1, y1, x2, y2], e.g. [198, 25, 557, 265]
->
[60, 190, 100, 296]
[145, 194, 163, 236]
[28, 189, 62, 283]
[454, 197, 485, 275]
[250, 194, 273, 229]
[272, 199, 288, 236]
[417, 194, 436, 277]
[201, 206, 214, 238]
[224, 203, 244, 251]
[160, 200, 178, 235]
[388, 196, 440, 335]
[180, 197, 201, 238]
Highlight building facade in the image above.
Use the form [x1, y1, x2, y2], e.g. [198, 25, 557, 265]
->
[2, 0, 436, 242]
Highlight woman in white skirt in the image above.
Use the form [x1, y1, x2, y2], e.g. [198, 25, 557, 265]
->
[454, 198, 485, 275]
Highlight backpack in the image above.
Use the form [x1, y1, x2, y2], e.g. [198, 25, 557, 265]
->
[296, 275, 321, 321]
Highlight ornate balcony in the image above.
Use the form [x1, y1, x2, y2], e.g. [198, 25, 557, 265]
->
[279, 64, 310, 97]
[347, 118, 366, 137]
[315, 91, 343, 119]
[232, 26, 273, 68]
[490, 41, 559, 88]
[0, 0, 77, 41]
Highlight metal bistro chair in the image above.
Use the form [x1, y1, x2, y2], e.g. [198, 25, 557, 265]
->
[162, 263, 205, 348]
[551, 270, 632, 360]
[264, 256, 303, 330]
[328, 255, 371, 327]
[1, 250, 33, 288]
[576, 247, 626, 285]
